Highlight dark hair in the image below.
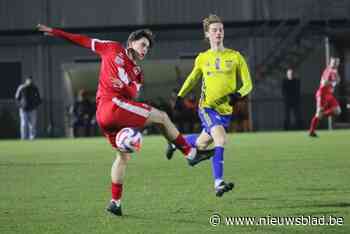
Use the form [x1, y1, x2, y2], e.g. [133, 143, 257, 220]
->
[127, 29, 154, 48]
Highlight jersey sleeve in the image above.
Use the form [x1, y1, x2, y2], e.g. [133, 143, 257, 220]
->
[52, 28, 118, 55]
[236, 53, 253, 97]
[177, 54, 202, 97]
[321, 68, 330, 81]
[320, 68, 334, 88]
[91, 39, 119, 55]
[52, 29, 92, 49]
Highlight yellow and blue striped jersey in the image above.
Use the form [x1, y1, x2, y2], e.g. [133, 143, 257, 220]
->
[178, 48, 253, 115]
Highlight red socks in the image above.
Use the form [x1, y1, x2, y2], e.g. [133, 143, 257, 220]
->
[111, 183, 123, 201]
[310, 108, 336, 134]
[173, 134, 192, 156]
[309, 116, 319, 133]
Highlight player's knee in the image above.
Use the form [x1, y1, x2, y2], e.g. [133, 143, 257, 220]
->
[159, 111, 170, 124]
[118, 152, 129, 164]
[196, 141, 209, 150]
[148, 109, 169, 125]
[213, 135, 226, 147]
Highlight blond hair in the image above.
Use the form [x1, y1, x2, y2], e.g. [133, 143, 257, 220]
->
[202, 14, 222, 33]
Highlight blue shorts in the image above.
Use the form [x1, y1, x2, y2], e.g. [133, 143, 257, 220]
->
[198, 108, 232, 134]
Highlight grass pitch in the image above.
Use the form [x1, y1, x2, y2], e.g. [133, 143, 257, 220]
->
[0, 130, 349, 234]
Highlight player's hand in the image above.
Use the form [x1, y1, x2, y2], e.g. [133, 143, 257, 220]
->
[36, 24, 54, 36]
[174, 97, 184, 110]
[228, 92, 242, 105]
[213, 92, 242, 106]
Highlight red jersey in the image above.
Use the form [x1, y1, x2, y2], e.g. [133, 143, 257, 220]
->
[317, 67, 338, 95]
[52, 29, 143, 105]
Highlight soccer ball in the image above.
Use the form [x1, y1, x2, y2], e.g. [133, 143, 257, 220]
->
[115, 128, 142, 153]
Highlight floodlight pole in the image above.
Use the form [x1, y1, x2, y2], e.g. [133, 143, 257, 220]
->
[324, 36, 332, 130]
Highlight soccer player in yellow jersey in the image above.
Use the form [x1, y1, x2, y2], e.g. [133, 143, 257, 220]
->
[167, 14, 253, 197]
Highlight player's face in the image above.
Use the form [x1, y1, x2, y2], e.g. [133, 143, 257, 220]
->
[335, 58, 340, 68]
[130, 37, 150, 60]
[206, 23, 224, 45]
[25, 78, 32, 85]
[329, 57, 340, 68]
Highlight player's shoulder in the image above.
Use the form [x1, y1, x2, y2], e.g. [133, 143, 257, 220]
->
[113, 41, 125, 49]
[196, 51, 207, 59]
[193, 51, 207, 64]
[225, 48, 243, 57]
[322, 67, 333, 77]
[197, 49, 217, 61]
[106, 41, 124, 51]
[94, 39, 123, 48]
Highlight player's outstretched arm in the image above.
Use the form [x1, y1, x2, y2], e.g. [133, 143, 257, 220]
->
[36, 23, 92, 49]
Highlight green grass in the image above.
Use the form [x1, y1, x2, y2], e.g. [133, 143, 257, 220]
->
[0, 130, 349, 234]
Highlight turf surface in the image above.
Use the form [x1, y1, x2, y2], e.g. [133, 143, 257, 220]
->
[0, 130, 349, 233]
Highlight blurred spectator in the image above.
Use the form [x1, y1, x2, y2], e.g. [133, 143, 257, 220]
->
[231, 97, 251, 132]
[282, 68, 302, 130]
[15, 76, 42, 140]
[169, 88, 186, 132]
[183, 93, 199, 132]
[71, 89, 95, 137]
[175, 65, 184, 87]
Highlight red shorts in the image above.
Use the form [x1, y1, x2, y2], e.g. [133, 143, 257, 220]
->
[96, 97, 152, 148]
[315, 91, 339, 110]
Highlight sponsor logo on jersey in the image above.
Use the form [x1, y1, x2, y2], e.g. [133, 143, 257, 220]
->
[117, 67, 130, 85]
[225, 60, 234, 69]
[114, 55, 124, 65]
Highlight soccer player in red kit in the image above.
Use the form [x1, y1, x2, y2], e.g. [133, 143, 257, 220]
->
[37, 24, 214, 216]
[309, 57, 341, 137]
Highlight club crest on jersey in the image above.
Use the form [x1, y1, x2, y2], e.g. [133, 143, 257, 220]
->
[114, 55, 124, 65]
[133, 66, 141, 76]
[225, 60, 234, 69]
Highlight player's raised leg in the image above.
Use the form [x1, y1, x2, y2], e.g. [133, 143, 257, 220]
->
[166, 131, 213, 160]
[146, 107, 214, 166]
[324, 106, 341, 116]
[309, 95, 341, 137]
